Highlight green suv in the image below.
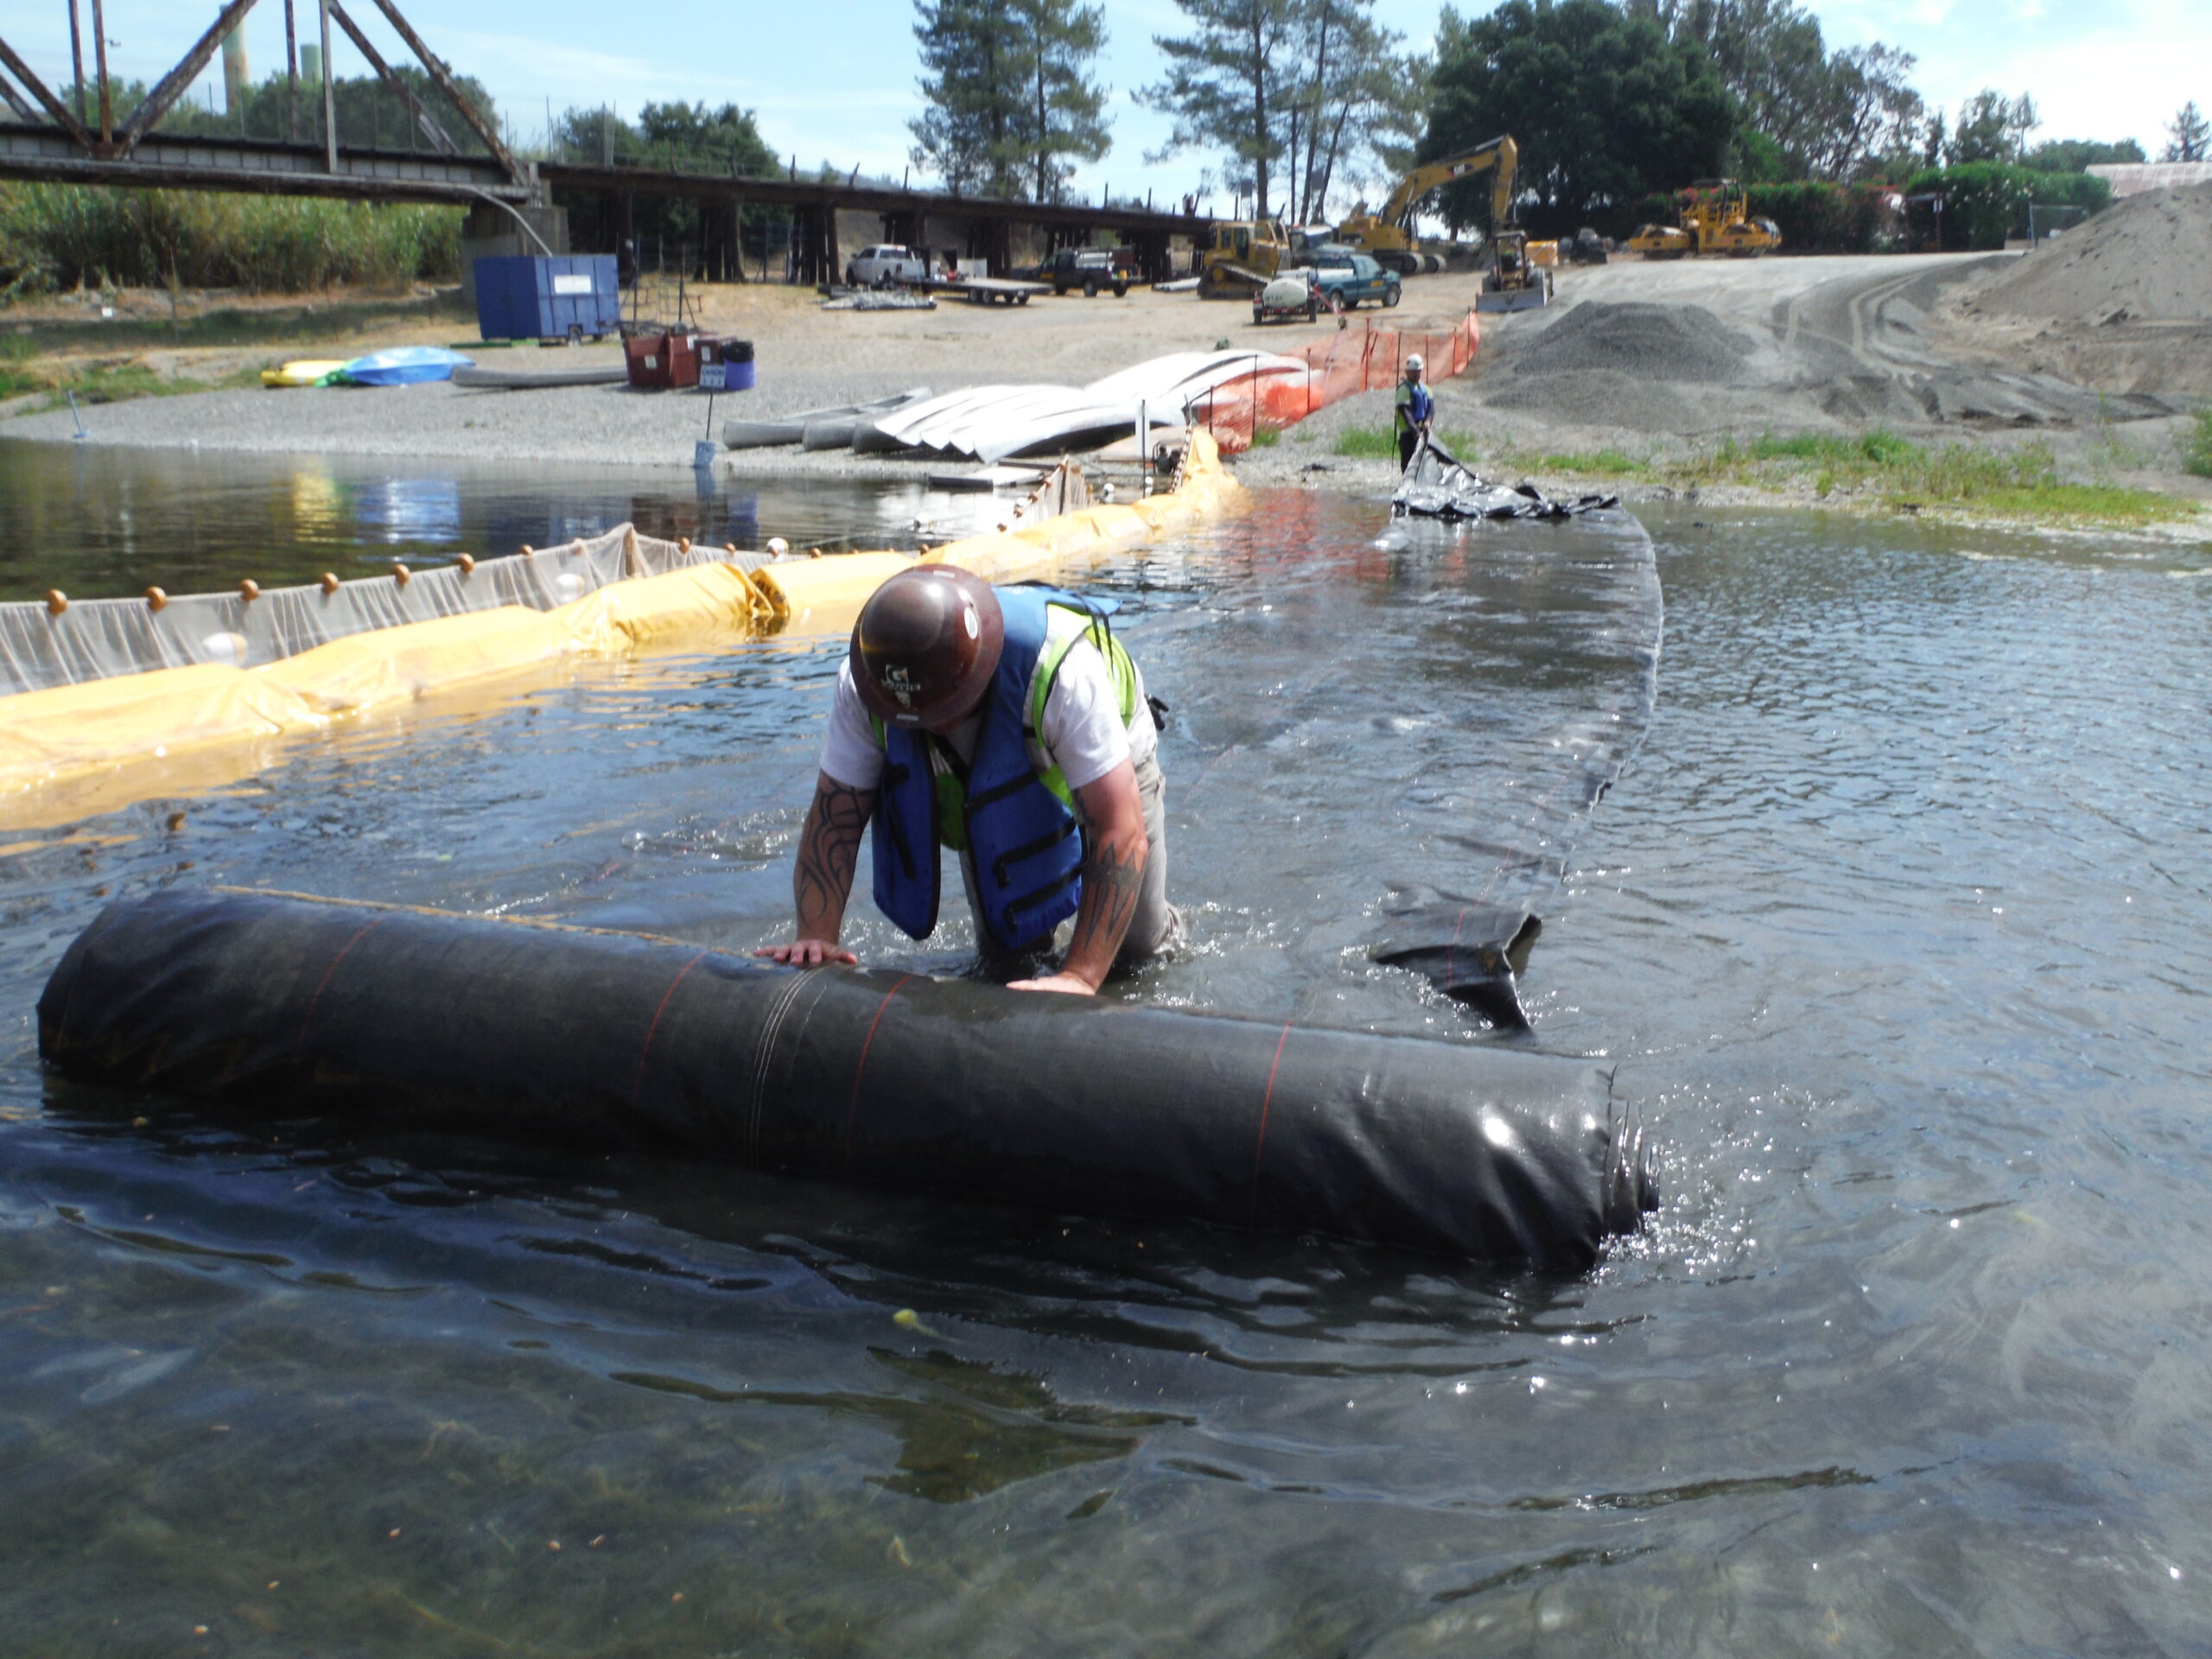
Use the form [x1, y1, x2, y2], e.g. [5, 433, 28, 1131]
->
[1309, 245, 1402, 310]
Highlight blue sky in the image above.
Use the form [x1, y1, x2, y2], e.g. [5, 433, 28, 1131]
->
[9, 1, 2202, 207]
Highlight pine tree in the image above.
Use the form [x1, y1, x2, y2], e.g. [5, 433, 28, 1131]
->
[1287, 0, 1423, 224]
[911, 0, 1112, 202]
[1007, 0, 1112, 203]
[1140, 0, 1305, 219]
[910, 0, 1024, 196]
[2164, 101, 2209, 163]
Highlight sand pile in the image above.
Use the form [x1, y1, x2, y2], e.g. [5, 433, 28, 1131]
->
[1507, 302, 1758, 383]
[1978, 182, 2212, 323]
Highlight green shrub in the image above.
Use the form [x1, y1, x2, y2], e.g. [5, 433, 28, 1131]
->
[1744, 182, 1899, 253]
[0, 183, 462, 295]
[2183, 407, 2212, 480]
[1901, 165, 2111, 251]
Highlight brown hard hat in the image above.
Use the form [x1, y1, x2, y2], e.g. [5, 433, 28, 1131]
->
[849, 566, 1004, 728]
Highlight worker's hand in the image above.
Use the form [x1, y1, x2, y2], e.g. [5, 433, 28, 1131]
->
[1007, 970, 1099, 996]
[754, 938, 858, 968]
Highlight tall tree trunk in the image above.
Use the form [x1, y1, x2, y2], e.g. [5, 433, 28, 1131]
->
[987, 21, 1007, 197]
[1301, 3, 1333, 223]
[1250, 3, 1268, 219]
[1035, 21, 1048, 202]
[1317, 104, 1352, 220]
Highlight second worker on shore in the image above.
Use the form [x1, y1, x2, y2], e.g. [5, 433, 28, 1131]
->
[758, 567, 1178, 994]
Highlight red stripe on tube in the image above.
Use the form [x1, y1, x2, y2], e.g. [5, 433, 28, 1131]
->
[632, 950, 709, 1107]
[1249, 1020, 1294, 1223]
[845, 975, 917, 1166]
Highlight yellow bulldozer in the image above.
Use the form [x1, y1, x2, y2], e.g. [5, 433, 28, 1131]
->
[1629, 180, 1782, 258]
[1196, 218, 1295, 299]
[1338, 137, 1520, 277]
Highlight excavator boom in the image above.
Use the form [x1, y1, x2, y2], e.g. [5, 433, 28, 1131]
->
[1375, 136, 1519, 233]
[1340, 135, 1519, 276]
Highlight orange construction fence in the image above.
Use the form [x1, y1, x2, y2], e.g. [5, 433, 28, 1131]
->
[1188, 310, 1482, 454]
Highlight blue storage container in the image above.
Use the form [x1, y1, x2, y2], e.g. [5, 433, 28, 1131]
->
[473, 255, 621, 342]
[696, 336, 755, 391]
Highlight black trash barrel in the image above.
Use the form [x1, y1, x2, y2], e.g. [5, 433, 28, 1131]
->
[37, 889, 1655, 1267]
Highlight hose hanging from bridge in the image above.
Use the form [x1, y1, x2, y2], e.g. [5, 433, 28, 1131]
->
[38, 889, 1655, 1268]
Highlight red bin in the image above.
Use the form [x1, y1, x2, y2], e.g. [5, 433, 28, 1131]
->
[624, 333, 701, 390]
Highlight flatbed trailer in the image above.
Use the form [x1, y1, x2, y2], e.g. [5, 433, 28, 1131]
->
[914, 275, 1052, 307]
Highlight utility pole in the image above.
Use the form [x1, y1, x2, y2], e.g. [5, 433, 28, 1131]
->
[318, 0, 336, 175]
[285, 0, 299, 143]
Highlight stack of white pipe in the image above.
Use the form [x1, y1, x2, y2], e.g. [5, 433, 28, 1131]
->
[854, 350, 1309, 464]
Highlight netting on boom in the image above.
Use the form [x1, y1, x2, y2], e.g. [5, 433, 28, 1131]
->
[0, 526, 766, 698]
[1185, 312, 1482, 453]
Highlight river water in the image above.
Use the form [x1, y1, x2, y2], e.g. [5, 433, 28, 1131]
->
[2, 439, 2209, 1655]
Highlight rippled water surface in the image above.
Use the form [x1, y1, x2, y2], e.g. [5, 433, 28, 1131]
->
[3, 443, 2210, 1656]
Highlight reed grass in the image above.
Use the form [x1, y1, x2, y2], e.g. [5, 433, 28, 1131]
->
[1687, 431, 2181, 524]
[0, 184, 462, 297]
[1332, 426, 1396, 459]
[2183, 408, 2212, 480]
[1325, 421, 2191, 527]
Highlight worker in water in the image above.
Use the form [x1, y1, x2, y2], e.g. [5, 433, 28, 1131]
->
[1395, 353, 1434, 471]
[758, 567, 1178, 995]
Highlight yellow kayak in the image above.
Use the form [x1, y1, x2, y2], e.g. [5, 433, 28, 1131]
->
[259, 359, 349, 388]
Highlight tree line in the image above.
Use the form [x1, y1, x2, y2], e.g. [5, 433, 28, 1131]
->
[906, 0, 2197, 245]
[1418, 0, 2202, 247]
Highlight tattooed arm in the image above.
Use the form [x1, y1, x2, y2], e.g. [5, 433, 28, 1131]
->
[754, 771, 874, 968]
[1010, 759, 1147, 995]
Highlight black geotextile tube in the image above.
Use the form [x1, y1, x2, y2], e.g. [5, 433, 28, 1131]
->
[37, 889, 1656, 1267]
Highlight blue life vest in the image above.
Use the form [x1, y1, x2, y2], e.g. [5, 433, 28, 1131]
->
[871, 585, 1132, 952]
[1395, 378, 1434, 432]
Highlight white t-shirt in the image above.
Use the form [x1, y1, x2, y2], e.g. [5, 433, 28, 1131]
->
[821, 632, 1155, 795]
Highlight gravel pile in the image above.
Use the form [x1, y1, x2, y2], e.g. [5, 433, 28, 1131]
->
[1503, 302, 1758, 384]
[1484, 371, 1715, 431]
[1976, 182, 2212, 323]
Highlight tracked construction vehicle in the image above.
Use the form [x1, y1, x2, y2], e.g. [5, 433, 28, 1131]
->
[1629, 180, 1783, 259]
[1197, 218, 1295, 299]
[1339, 137, 1522, 277]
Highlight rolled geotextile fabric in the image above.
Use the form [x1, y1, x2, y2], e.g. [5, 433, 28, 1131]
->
[37, 889, 1655, 1267]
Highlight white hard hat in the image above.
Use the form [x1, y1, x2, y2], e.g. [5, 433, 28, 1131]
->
[1404, 353, 1424, 372]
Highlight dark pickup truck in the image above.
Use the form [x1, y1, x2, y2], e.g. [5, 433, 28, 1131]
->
[1038, 248, 1132, 297]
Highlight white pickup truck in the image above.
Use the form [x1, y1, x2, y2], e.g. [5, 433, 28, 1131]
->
[845, 245, 932, 287]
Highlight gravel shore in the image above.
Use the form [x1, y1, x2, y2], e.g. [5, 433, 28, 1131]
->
[5, 251, 2204, 503]
[2, 283, 1459, 476]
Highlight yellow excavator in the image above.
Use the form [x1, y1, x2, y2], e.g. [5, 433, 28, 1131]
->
[1196, 217, 1295, 299]
[1629, 179, 1783, 258]
[1338, 137, 1520, 276]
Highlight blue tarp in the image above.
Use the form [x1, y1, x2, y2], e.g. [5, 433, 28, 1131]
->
[335, 346, 474, 387]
